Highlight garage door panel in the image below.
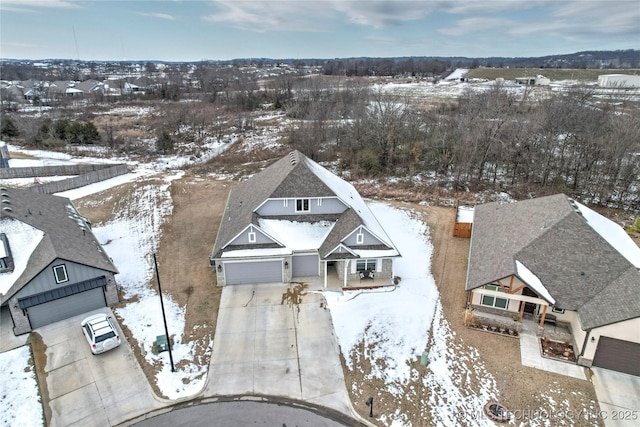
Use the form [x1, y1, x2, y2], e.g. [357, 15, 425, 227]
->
[225, 261, 282, 285]
[593, 336, 640, 376]
[292, 254, 318, 277]
[28, 288, 106, 329]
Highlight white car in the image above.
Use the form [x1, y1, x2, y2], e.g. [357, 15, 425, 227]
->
[81, 313, 121, 354]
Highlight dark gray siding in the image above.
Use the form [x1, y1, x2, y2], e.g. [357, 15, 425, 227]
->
[15, 259, 112, 299]
[256, 197, 347, 216]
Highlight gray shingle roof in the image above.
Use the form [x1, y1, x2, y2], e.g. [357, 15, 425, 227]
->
[211, 150, 397, 260]
[466, 194, 640, 329]
[0, 188, 117, 304]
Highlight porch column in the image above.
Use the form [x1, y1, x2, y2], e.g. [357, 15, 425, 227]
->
[323, 261, 327, 289]
[343, 260, 348, 288]
[518, 300, 525, 322]
[539, 305, 548, 327]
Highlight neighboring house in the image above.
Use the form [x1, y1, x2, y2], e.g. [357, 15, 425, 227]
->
[0, 188, 119, 335]
[75, 79, 106, 96]
[466, 194, 640, 376]
[210, 150, 400, 287]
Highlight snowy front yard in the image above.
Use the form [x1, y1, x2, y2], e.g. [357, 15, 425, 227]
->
[0, 346, 43, 427]
[325, 202, 500, 426]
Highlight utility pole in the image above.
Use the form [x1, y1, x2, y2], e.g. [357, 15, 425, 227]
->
[153, 253, 175, 372]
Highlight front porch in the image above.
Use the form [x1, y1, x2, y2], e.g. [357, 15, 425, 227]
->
[303, 264, 393, 291]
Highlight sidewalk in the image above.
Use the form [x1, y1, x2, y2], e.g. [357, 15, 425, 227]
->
[518, 320, 588, 380]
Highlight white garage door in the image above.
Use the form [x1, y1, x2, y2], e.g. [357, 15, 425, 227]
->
[224, 260, 283, 285]
[292, 254, 319, 277]
[27, 287, 107, 329]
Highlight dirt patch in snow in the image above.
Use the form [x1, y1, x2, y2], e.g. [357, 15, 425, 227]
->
[28, 333, 51, 426]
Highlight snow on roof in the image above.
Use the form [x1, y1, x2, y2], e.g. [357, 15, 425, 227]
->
[573, 199, 640, 269]
[456, 206, 474, 223]
[221, 248, 292, 258]
[305, 158, 395, 249]
[0, 218, 45, 295]
[444, 68, 469, 80]
[351, 248, 400, 258]
[515, 260, 555, 304]
[258, 219, 334, 251]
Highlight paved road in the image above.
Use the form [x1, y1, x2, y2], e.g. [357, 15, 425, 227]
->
[133, 400, 361, 427]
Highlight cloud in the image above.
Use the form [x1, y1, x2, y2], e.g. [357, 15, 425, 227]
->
[330, 1, 439, 28]
[139, 12, 176, 21]
[439, 0, 639, 42]
[204, 0, 339, 32]
[0, 0, 80, 12]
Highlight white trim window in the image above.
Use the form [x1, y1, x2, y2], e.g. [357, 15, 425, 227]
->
[53, 264, 69, 284]
[356, 259, 376, 272]
[248, 230, 256, 243]
[295, 199, 310, 212]
[356, 231, 364, 245]
[552, 306, 565, 314]
[480, 284, 508, 309]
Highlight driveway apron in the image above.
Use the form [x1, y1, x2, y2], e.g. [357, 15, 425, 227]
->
[204, 282, 352, 416]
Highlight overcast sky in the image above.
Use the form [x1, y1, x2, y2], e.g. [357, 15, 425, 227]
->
[1, 0, 638, 62]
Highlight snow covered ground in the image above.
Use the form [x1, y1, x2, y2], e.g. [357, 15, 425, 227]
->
[0, 346, 43, 427]
[325, 202, 500, 426]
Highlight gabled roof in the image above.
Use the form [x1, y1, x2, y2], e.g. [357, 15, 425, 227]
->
[466, 193, 640, 330]
[211, 150, 398, 259]
[0, 188, 117, 304]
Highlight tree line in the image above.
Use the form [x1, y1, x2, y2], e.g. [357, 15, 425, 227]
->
[285, 82, 640, 210]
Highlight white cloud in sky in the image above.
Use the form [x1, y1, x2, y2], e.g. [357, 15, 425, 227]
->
[139, 12, 176, 20]
[0, 0, 80, 12]
[204, 0, 331, 32]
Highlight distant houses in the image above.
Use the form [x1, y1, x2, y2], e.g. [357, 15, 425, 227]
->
[597, 74, 640, 88]
[0, 76, 161, 104]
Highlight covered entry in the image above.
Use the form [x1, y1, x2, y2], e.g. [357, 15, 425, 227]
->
[592, 337, 640, 376]
[224, 260, 283, 285]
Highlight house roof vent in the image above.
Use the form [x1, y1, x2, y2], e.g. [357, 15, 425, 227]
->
[288, 151, 298, 166]
[2, 206, 12, 212]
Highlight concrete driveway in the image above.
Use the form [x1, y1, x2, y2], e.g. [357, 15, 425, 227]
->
[591, 367, 640, 427]
[37, 308, 165, 427]
[203, 282, 354, 416]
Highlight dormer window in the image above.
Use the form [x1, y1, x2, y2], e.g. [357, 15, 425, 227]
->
[296, 199, 310, 212]
[248, 230, 256, 243]
[356, 231, 364, 245]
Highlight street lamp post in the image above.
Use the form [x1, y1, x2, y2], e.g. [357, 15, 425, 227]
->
[153, 253, 175, 372]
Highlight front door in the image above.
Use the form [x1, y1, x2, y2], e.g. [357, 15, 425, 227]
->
[522, 287, 539, 315]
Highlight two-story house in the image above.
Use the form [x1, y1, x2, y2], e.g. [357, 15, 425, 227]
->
[210, 150, 400, 287]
